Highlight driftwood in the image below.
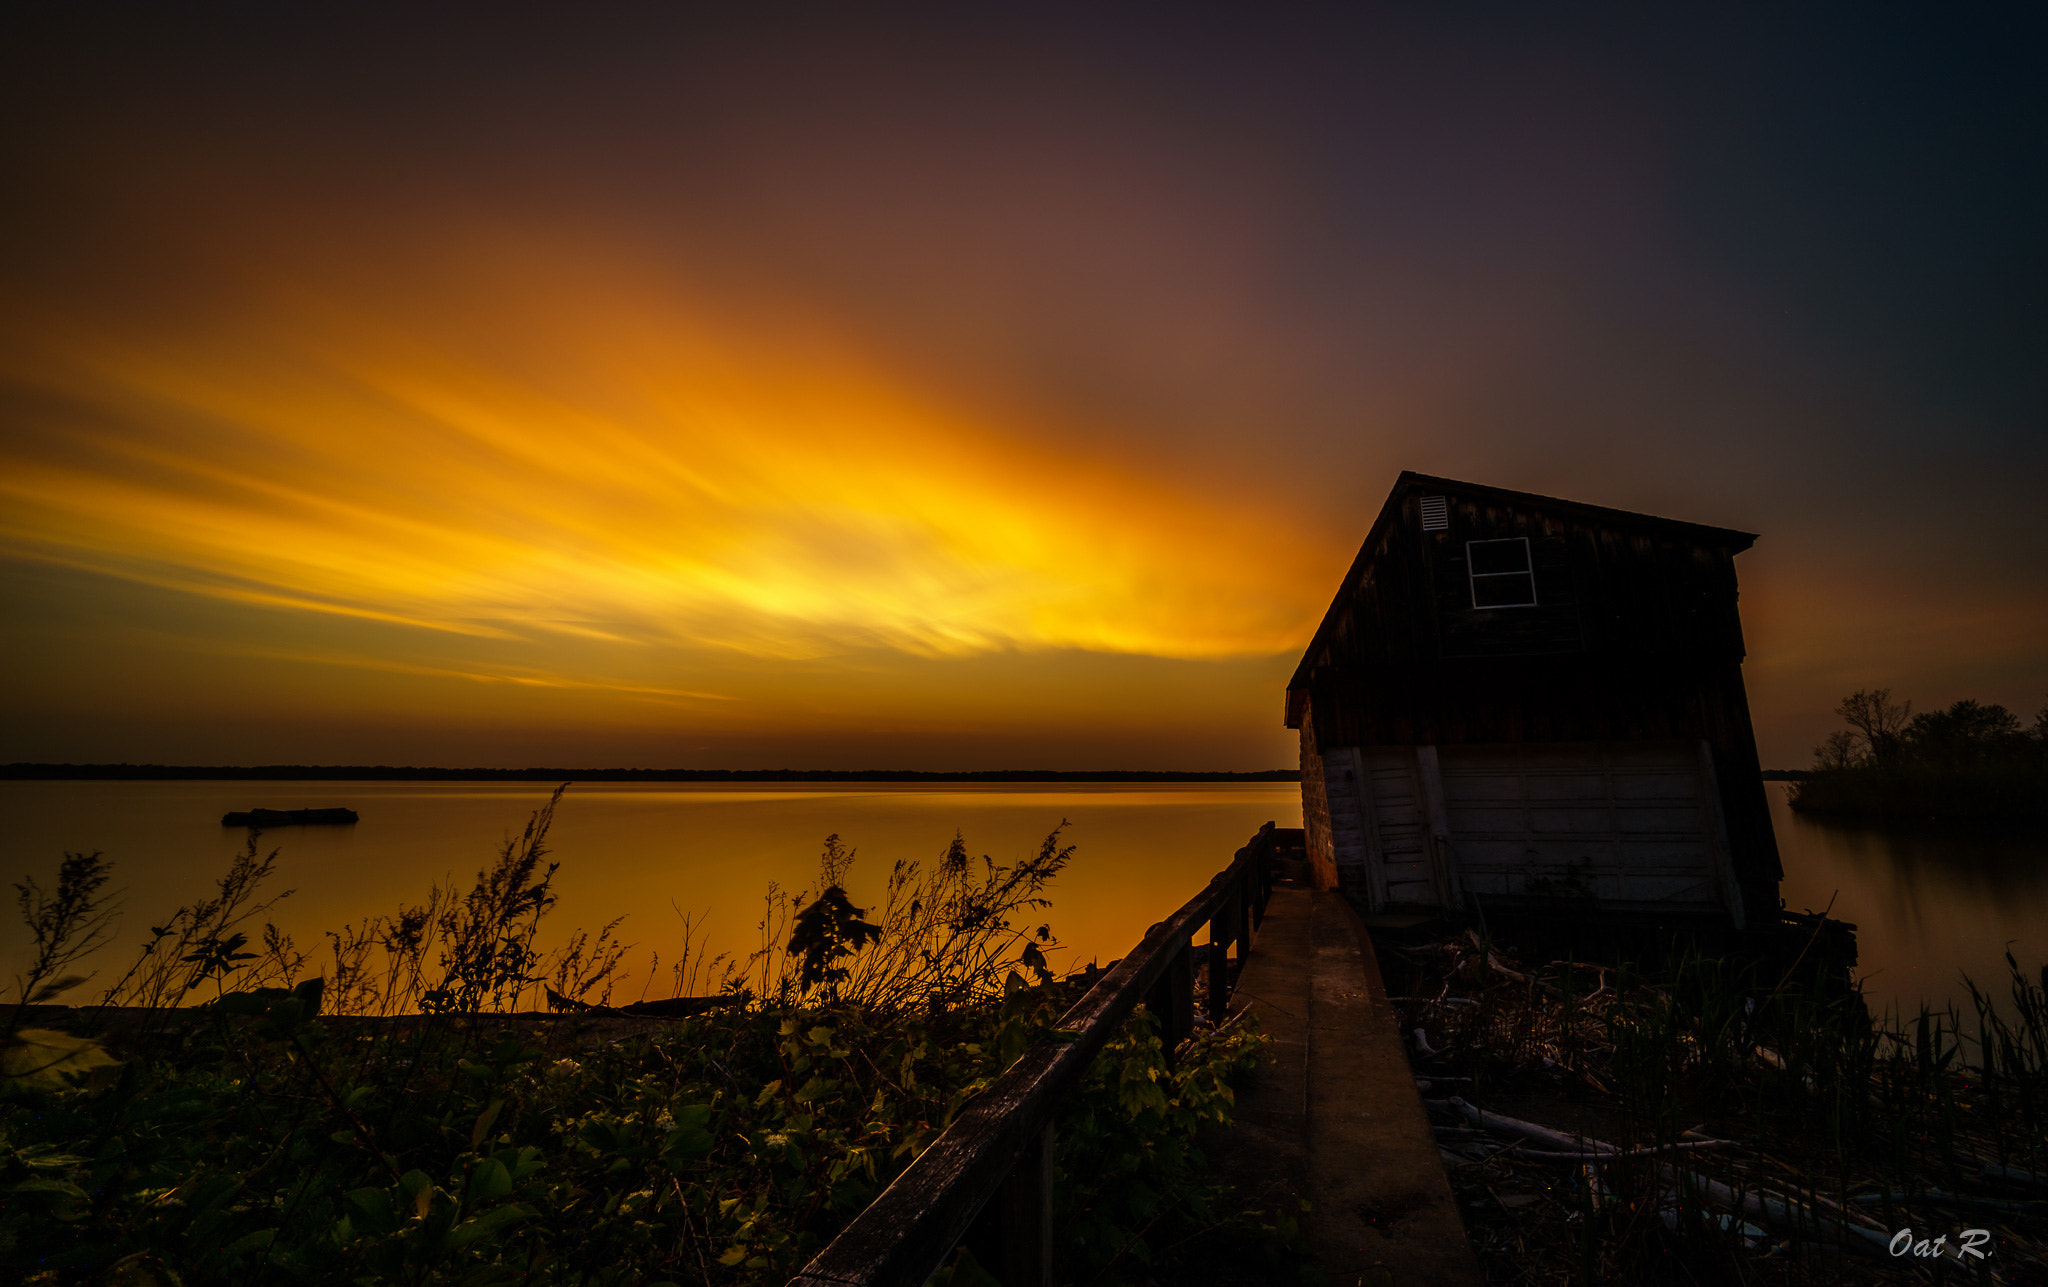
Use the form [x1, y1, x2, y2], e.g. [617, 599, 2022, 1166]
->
[1437, 1097, 1621, 1154]
[543, 988, 746, 1017]
[1434, 1098, 1919, 1262]
[1853, 1187, 2045, 1216]
[221, 807, 358, 827]
[1658, 1166, 1899, 1261]
[1511, 1141, 1741, 1162]
[1981, 1164, 2048, 1193]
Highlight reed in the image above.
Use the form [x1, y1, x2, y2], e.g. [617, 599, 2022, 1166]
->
[1394, 931, 2048, 1282]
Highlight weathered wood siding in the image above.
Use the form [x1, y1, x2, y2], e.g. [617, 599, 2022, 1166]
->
[1297, 712, 1339, 890]
[1322, 750, 1367, 889]
[1287, 473, 1783, 929]
[1357, 749, 1436, 909]
[1325, 740, 1745, 923]
[1300, 660, 1779, 925]
[1434, 742, 1735, 919]
[1289, 486, 1749, 676]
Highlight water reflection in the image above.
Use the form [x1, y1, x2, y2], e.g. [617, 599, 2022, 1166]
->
[1770, 788, 2048, 1021]
[0, 781, 1303, 1002]
[6, 780, 2037, 1024]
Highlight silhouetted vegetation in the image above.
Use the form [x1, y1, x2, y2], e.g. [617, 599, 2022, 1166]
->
[1790, 689, 2048, 822]
[1387, 929, 2048, 1283]
[0, 791, 1272, 1284]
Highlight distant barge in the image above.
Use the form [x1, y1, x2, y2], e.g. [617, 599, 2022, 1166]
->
[221, 807, 359, 827]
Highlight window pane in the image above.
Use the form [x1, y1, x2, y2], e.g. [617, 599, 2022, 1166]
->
[1468, 538, 1531, 576]
[1472, 572, 1537, 608]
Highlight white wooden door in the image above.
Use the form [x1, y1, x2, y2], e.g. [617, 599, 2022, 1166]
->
[1436, 742, 1734, 917]
[1344, 740, 1741, 922]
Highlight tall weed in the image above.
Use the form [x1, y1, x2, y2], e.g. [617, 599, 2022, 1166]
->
[0, 793, 1270, 1286]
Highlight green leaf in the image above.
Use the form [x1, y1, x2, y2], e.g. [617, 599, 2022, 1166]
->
[471, 1097, 506, 1148]
[2, 1028, 121, 1091]
[445, 1202, 534, 1251]
[498, 1145, 546, 1181]
[346, 1186, 394, 1231]
[792, 1076, 836, 1103]
[469, 1157, 513, 1201]
[662, 1126, 715, 1167]
[223, 1228, 276, 1256]
[400, 1169, 435, 1219]
[12, 1176, 89, 1200]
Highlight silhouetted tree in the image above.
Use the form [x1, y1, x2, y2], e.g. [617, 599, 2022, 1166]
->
[1904, 699, 2027, 771]
[1811, 729, 1861, 771]
[1836, 688, 1912, 761]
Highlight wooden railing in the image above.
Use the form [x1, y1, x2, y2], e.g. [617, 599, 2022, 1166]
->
[787, 823, 1283, 1287]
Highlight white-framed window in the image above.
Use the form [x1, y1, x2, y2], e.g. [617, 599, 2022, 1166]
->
[1467, 537, 1537, 608]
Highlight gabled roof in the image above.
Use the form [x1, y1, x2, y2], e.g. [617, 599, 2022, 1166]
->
[1284, 472, 1757, 705]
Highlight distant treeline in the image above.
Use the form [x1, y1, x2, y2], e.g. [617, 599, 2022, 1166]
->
[2, 763, 1302, 783]
[1789, 689, 2048, 823]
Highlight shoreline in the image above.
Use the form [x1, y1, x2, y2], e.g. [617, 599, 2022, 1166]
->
[2, 763, 1301, 783]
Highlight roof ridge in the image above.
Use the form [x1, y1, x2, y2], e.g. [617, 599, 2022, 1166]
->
[1393, 471, 1757, 544]
[1282, 473, 1757, 715]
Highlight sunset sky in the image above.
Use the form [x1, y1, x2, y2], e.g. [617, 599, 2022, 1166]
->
[3, 6, 2043, 770]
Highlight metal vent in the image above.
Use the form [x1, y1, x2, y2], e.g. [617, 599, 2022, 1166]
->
[1419, 495, 1449, 531]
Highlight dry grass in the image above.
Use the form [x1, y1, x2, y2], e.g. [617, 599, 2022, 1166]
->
[1382, 929, 2048, 1285]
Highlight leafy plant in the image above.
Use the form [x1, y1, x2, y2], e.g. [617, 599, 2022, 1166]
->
[0, 804, 1274, 1286]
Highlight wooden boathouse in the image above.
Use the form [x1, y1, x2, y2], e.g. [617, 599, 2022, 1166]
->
[1287, 472, 1782, 933]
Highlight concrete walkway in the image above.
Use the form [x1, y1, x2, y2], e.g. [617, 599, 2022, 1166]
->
[1211, 880, 1482, 1287]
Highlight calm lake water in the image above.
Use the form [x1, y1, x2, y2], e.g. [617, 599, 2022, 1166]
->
[0, 781, 1301, 1003]
[1769, 786, 2048, 1022]
[3, 780, 2042, 1021]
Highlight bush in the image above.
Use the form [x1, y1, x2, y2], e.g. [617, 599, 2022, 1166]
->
[1, 794, 1269, 1285]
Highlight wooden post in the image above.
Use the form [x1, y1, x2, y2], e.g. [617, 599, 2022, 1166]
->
[1415, 744, 1461, 909]
[995, 1123, 1055, 1287]
[1148, 939, 1193, 1067]
[1206, 908, 1231, 1025]
[1236, 869, 1254, 957]
[787, 850, 1270, 1287]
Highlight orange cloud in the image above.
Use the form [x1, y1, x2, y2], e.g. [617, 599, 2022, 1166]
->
[0, 248, 1332, 705]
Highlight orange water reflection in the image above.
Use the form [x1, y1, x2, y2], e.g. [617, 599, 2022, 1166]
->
[10, 782, 2035, 1024]
[0, 781, 1303, 1001]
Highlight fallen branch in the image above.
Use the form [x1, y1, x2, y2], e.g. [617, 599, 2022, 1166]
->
[1981, 1164, 2048, 1194]
[1439, 1097, 1616, 1154]
[1658, 1165, 1900, 1262]
[1510, 1140, 1742, 1163]
[1852, 1188, 2046, 1216]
